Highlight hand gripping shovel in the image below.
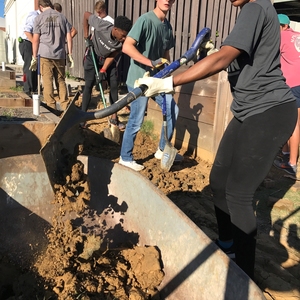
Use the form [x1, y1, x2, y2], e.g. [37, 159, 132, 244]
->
[88, 44, 120, 142]
[40, 27, 211, 188]
[161, 93, 177, 171]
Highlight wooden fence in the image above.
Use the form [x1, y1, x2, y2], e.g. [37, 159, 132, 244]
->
[57, 0, 239, 80]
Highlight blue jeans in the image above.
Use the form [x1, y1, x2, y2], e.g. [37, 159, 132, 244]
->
[120, 85, 179, 161]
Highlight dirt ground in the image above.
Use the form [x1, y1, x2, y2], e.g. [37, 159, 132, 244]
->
[0, 89, 299, 299]
[74, 90, 300, 300]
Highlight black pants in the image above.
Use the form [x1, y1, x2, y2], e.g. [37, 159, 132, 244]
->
[209, 101, 297, 279]
[82, 50, 118, 112]
[19, 40, 38, 94]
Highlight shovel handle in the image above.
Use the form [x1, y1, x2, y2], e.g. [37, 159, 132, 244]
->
[162, 93, 167, 117]
[37, 55, 40, 95]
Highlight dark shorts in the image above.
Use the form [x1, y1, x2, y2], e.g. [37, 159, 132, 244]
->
[291, 85, 300, 108]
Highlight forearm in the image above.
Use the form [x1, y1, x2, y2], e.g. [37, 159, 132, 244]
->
[24, 31, 33, 42]
[71, 27, 78, 39]
[173, 46, 241, 87]
[122, 38, 152, 68]
[102, 56, 115, 71]
[83, 12, 92, 38]
[32, 34, 40, 58]
[66, 33, 72, 55]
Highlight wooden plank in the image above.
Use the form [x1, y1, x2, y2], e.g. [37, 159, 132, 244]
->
[172, 66, 219, 97]
[217, 0, 227, 48]
[145, 108, 214, 161]
[212, 70, 233, 155]
[0, 78, 16, 88]
[147, 93, 215, 126]
[199, 0, 208, 31]
[181, 0, 191, 56]
[0, 70, 15, 80]
[141, 0, 148, 15]
[189, 0, 200, 48]
[0, 98, 25, 107]
[174, 0, 184, 58]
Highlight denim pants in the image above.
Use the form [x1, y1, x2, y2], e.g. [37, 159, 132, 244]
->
[120, 86, 179, 161]
[40, 57, 68, 110]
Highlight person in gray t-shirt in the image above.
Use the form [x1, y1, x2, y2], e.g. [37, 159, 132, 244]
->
[81, 12, 132, 129]
[31, 0, 73, 113]
[137, 0, 297, 280]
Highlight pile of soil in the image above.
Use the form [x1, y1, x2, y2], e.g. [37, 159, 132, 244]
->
[34, 161, 164, 300]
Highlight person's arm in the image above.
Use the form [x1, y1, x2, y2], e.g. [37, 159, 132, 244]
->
[101, 50, 120, 72]
[32, 33, 40, 58]
[70, 26, 78, 38]
[173, 45, 242, 87]
[66, 31, 72, 56]
[24, 31, 34, 42]
[83, 11, 92, 38]
[135, 45, 243, 97]
[122, 36, 153, 68]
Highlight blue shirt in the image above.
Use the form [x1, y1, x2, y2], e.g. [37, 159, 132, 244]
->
[20, 10, 40, 40]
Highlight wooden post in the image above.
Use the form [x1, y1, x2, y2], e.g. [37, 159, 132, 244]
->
[212, 71, 233, 158]
[34, 0, 39, 10]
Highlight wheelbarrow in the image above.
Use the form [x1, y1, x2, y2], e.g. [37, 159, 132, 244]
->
[0, 154, 266, 299]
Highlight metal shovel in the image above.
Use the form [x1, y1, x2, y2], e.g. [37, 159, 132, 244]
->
[161, 93, 178, 171]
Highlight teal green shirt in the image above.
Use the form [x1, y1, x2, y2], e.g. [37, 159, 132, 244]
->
[126, 11, 174, 87]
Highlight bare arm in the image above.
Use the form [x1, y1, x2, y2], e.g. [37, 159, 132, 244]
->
[173, 45, 242, 87]
[83, 11, 92, 38]
[122, 36, 153, 68]
[66, 32, 72, 55]
[24, 31, 33, 43]
[32, 33, 40, 58]
[102, 50, 120, 71]
[70, 26, 78, 39]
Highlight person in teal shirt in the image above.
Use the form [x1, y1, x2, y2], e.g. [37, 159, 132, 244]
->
[119, 0, 182, 171]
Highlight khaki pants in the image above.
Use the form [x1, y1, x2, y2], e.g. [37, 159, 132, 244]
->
[40, 57, 68, 110]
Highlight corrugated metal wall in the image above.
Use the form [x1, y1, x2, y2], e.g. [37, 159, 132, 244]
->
[58, 0, 239, 80]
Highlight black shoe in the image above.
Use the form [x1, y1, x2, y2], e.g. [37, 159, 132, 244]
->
[215, 239, 236, 260]
[276, 152, 290, 163]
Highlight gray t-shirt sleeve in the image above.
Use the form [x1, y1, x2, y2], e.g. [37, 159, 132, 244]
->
[220, 1, 295, 121]
[222, 3, 264, 56]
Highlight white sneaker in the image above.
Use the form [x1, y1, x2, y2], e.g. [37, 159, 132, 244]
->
[154, 148, 164, 159]
[119, 157, 144, 171]
[154, 148, 183, 162]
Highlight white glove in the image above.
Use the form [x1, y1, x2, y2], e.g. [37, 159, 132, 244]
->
[68, 54, 74, 68]
[29, 56, 37, 71]
[134, 72, 174, 97]
[200, 41, 218, 56]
